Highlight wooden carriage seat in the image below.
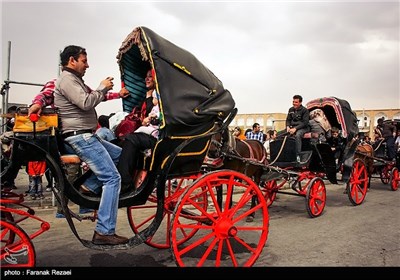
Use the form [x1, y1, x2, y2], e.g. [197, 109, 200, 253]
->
[60, 154, 81, 164]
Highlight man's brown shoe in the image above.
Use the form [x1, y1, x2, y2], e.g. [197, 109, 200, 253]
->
[92, 231, 129, 245]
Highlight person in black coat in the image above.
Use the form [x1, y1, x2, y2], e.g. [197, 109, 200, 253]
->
[283, 95, 310, 159]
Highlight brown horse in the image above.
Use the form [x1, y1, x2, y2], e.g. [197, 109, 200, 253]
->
[208, 127, 267, 222]
[355, 142, 374, 187]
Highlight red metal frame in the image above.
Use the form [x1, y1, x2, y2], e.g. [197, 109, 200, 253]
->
[1, 190, 50, 267]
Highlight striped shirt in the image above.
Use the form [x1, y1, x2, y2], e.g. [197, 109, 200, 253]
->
[32, 79, 121, 108]
[246, 131, 264, 143]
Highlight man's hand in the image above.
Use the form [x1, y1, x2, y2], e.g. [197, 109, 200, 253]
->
[101, 77, 114, 91]
[149, 112, 157, 119]
[119, 87, 129, 98]
[28, 104, 43, 117]
[142, 116, 151, 126]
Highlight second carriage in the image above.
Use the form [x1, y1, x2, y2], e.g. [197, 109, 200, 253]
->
[263, 96, 369, 218]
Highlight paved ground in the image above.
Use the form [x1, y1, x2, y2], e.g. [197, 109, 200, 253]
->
[1, 171, 399, 276]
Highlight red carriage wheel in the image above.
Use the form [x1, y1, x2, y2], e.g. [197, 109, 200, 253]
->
[170, 170, 269, 267]
[305, 177, 326, 218]
[261, 180, 277, 207]
[390, 167, 399, 191]
[127, 175, 204, 249]
[379, 166, 390, 184]
[347, 158, 368, 205]
[1, 220, 36, 267]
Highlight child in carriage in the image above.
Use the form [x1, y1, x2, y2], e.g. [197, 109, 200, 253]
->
[327, 126, 345, 161]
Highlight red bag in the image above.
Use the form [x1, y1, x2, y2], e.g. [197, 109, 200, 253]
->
[114, 107, 142, 139]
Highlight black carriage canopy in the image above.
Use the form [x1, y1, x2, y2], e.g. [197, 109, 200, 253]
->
[306, 96, 359, 140]
[116, 26, 235, 137]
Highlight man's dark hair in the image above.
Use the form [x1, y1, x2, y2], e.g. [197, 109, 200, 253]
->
[267, 129, 276, 138]
[293, 94, 303, 102]
[60, 45, 86, 66]
[7, 105, 17, 114]
[331, 126, 340, 133]
[98, 115, 110, 129]
[252, 123, 260, 129]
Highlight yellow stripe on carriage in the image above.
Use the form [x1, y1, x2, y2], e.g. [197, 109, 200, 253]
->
[159, 139, 211, 170]
[173, 63, 191, 75]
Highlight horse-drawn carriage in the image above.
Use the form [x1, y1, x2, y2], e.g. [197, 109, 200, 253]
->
[1, 26, 279, 267]
[264, 96, 369, 217]
[355, 119, 399, 191]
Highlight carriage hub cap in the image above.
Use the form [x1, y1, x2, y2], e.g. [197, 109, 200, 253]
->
[215, 218, 237, 238]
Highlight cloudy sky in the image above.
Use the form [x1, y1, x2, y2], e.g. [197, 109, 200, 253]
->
[1, 0, 399, 117]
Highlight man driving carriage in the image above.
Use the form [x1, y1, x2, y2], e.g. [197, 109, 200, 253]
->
[54, 45, 129, 246]
[278, 94, 310, 161]
[382, 119, 397, 161]
[374, 117, 397, 161]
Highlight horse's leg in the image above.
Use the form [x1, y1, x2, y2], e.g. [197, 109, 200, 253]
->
[216, 186, 223, 209]
[245, 194, 258, 222]
[216, 185, 233, 209]
[246, 174, 260, 223]
[368, 158, 372, 189]
[368, 173, 372, 189]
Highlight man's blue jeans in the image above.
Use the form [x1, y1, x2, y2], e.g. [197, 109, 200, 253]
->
[64, 133, 122, 235]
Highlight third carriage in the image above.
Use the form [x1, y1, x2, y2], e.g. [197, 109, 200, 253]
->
[355, 119, 400, 191]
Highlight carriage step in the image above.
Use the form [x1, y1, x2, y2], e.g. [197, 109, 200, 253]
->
[203, 156, 223, 168]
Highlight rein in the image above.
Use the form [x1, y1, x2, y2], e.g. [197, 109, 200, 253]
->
[268, 136, 288, 165]
[373, 139, 384, 152]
